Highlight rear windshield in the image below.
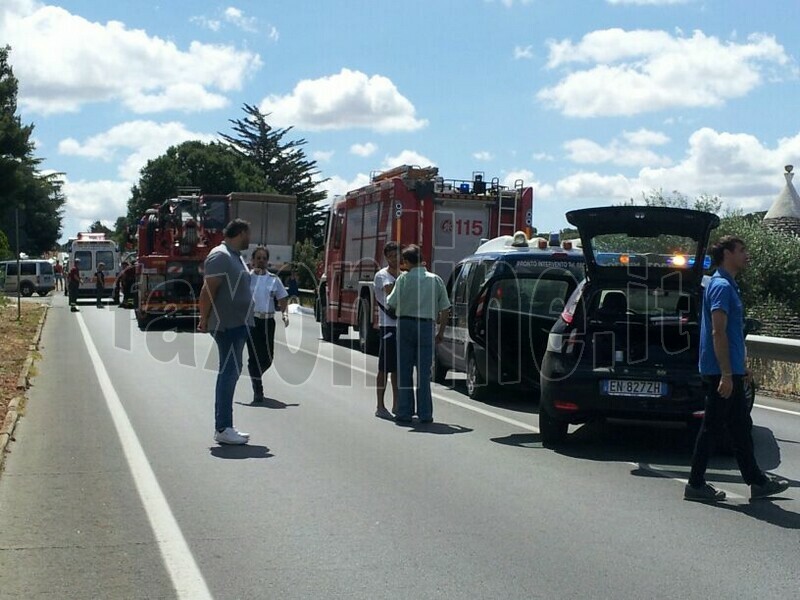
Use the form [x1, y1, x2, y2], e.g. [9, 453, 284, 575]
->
[74, 251, 92, 270]
[490, 276, 571, 318]
[39, 262, 53, 275]
[591, 233, 698, 268]
[590, 287, 695, 318]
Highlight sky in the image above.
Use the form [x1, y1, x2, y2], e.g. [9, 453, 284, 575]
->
[3, 0, 800, 242]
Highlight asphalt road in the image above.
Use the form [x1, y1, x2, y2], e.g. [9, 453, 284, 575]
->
[1, 294, 799, 599]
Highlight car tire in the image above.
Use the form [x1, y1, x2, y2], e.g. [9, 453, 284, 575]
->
[432, 355, 448, 385]
[539, 408, 569, 447]
[20, 282, 34, 297]
[358, 301, 379, 355]
[466, 351, 493, 401]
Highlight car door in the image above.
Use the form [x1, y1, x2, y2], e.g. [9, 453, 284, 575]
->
[441, 262, 469, 369]
[4, 262, 18, 293]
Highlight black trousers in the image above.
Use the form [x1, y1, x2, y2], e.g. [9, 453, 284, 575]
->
[68, 281, 79, 306]
[689, 375, 765, 487]
[246, 317, 276, 394]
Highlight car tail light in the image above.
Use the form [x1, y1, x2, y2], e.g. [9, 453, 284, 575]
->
[554, 401, 579, 412]
[692, 410, 705, 419]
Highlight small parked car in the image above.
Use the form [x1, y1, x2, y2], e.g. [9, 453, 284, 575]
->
[0, 259, 55, 297]
[436, 232, 586, 399]
[539, 206, 722, 446]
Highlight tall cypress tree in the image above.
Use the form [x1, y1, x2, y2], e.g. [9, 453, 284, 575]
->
[220, 104, 327, 246]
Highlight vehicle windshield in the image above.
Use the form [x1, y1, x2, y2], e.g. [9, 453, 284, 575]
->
[590, 233, 699, 268]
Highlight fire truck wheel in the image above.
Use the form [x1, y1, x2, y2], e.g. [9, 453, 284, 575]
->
[358, 301, 379, 355]
[320, 307, 339, 342]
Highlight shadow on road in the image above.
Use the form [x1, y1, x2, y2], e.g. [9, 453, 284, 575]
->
[236, 397, 300, 409]
[491, 432, 542, 448]
[209, 445, 273, 459]
[406, 421, 473, 435]
[696, 497, 800, 530]
[140, 315, 199, 333]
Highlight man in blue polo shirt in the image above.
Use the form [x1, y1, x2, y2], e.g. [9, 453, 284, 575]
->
[685, 236, 789, 502]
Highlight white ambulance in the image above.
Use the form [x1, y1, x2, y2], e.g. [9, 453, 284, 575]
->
[68, 232, 120, 298]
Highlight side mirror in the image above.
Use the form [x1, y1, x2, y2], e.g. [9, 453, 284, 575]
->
[743, 318, 762, 336]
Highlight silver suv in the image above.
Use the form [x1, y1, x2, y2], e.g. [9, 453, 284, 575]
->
[0, 260, 55, 297]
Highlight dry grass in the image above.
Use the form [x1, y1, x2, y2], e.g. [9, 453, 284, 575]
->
[0, 301, 44, 425]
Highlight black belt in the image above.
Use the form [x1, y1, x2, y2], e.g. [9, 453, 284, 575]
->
[398, 316, 434, 322]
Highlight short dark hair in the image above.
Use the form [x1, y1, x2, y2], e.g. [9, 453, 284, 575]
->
[252, 246, 269, 261]
[383, 241, 399, 257]
[223, 218, 250, 239]
[710, 235, 745, 266]
[401, 244, 421, 266]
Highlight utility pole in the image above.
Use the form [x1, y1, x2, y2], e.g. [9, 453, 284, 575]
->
[15, 205, 21, 321]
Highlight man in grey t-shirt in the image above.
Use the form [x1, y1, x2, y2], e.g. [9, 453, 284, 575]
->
[198, 219, 254, 445]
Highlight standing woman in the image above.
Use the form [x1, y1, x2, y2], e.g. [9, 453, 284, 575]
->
[246, 246, 289, 403]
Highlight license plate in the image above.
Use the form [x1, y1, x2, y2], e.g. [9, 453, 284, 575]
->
[602, 380, 666, 397]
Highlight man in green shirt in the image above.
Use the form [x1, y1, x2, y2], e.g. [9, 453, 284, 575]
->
[386, 245, 451, 424]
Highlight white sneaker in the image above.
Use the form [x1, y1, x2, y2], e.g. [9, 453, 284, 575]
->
[214, 427, 248, 445]
[234, 428, 250, 440]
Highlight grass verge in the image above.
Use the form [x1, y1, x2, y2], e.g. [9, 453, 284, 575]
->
[0, 301, 45, 426]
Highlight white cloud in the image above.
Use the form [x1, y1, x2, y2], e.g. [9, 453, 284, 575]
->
[59, 120, 216, 180]
[267, 25, 279, 42]
[223, 6, 257, 32]
[382, 150, 436, 170]
[564, 129, 672, 167]
[350, 142, 377, 157]
[259, 68, 428, 132]
[502, 169, 554, 200]
[538, 29, 790, 117]
[62, 178, 132, 231]
[2, 1, 262, 115]
[485, 0, 534, 6]
[554, 127, 800, 213]
[313, 150, 334, 163]
[607, 0, 691, 4]
[318, 173, 371, 202]
[190, 15, 221, 31]
[514, 45, 534, 60]
[532, 152, 555, 161]
[473, 151, 494, 161]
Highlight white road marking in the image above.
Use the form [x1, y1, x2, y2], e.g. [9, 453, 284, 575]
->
[753, 403, 800, 417]
[77, 314, 213, 600]
[630, 463, 745, 500]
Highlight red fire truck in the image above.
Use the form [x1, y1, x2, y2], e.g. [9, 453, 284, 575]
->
[135, 190, 296, 329]
[316, 165, 535, 353]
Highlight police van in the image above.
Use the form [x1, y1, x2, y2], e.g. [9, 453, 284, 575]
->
[434, 231, 585, 399]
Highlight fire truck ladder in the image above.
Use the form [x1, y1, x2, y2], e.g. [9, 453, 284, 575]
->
[495, 178, 524, 237]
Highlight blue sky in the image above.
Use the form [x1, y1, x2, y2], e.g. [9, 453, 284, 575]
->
[3, 0, 800, 242]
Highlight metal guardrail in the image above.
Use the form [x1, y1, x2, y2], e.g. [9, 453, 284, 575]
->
[747, 335, 800, 363]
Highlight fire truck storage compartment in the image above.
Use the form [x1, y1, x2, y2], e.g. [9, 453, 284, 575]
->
[228, 192, 297, 265]
[164, 261, 203, 303]
[344, 200, 384, 288]
[432, 199, 492, 281]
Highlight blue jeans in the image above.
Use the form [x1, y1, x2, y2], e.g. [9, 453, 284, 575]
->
[396, 318, 435, 421]
[211, 326, 248, 430]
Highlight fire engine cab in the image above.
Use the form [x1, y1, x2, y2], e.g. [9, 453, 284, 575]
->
[135, 190, 296, 329]
[316, 165, 535, 354]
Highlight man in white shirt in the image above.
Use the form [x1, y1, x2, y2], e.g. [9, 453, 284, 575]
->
[373, 242, 400, 419]
[246, 246, 289, 403]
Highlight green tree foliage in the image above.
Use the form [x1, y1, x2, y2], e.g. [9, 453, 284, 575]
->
[220, 104, 328, 246]
[713, 214, 800, 316]
[0, 229, 11, 260]
[127, 140, 267, 223]
[0, 46, 64, 256]
[290, 238, 322, 290]
[89, 220, 113, 236]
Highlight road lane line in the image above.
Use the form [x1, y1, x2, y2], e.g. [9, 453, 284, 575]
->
[629, 463, 744, 500]
[77, 314, 213, 600]
[277, 340, 541, 432]
[753, 403, 800, 417]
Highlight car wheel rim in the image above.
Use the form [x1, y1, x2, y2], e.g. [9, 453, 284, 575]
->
[467, 358, 476, 395]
